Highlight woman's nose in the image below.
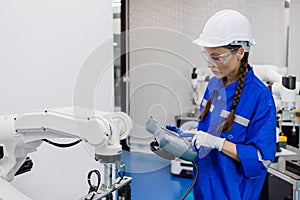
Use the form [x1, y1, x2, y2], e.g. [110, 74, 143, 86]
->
[207, 63, 215, 68]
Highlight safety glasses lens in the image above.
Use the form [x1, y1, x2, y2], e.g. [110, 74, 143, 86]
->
[201, 49, 234, 66]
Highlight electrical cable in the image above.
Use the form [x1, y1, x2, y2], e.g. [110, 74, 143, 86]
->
[179, 161, 198, 200]
[85, 169, 101, 200]
[116, 160, 131, 199]
[116, 160, 126, 184]
[87, 170, 101, 192]
[42, 139, 82, 148]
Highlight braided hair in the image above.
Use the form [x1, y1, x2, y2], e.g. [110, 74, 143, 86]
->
[199, 45, 249, 133]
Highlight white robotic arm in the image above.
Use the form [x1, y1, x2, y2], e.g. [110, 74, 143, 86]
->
[252, 65, 300, 120]
[0, 107, 132, 200]
[252, 65, 300, 141]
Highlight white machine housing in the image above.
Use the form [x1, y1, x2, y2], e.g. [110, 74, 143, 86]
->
[0, 106, 133, 200]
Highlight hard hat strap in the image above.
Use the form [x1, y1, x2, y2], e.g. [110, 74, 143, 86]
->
[230, 41, 251, 52]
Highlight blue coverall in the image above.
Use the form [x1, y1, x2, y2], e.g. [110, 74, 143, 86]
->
[194, 65, 276, 200]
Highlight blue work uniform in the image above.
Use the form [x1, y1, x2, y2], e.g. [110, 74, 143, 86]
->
[194, 65, 276, 200]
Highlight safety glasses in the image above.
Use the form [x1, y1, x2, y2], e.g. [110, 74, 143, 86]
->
[201, 48, 237, 67]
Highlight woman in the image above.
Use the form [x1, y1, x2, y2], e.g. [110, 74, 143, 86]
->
[191, 9, 276, 200]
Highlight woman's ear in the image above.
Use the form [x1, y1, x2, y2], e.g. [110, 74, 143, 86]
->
[237, 47, 245, 60]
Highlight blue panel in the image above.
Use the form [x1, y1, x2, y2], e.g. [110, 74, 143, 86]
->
[122, 151, 194, 200]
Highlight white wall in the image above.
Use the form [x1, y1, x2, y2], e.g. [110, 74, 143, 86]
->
[288, 0, 300, 79]
[0, 0, 113, 199]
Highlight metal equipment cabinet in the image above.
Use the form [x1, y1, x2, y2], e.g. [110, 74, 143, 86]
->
[264, 146, 300, 200]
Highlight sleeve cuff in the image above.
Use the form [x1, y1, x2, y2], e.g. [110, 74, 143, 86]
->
[236, 144, 267, 178]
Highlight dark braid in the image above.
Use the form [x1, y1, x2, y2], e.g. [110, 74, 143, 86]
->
[217, 51, 249, 133]
[198, 46, 241, 121]
[199, 96, 212, 120]
[199, 91, 218, 120]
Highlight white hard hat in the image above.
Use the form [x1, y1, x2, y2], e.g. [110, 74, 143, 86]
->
[193, 9, 255, 52]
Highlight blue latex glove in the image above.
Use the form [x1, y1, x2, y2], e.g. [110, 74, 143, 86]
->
[165, 125, 182, 133]
[166, 125, 195, 138]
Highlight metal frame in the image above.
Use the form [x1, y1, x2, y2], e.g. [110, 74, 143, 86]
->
[80, 176, 132, 200]
[268, 167, 300, 200]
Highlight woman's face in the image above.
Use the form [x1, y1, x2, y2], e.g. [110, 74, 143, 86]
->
[202, 46, 244, 81]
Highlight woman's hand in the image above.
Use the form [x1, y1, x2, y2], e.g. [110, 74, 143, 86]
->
[192, 131, 225, 151]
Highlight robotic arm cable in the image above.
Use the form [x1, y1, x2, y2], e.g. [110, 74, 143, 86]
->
[85, 169, 101, 200]
[116, 160, 126, 184]
[42, 138, 82, 148]
[180, 161, 198, 200]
